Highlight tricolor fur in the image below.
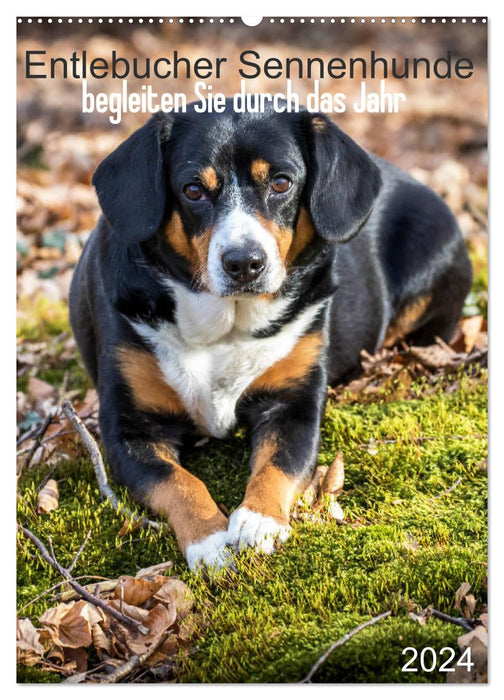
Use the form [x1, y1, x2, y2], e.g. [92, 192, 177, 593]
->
[70, 102, 472, 570]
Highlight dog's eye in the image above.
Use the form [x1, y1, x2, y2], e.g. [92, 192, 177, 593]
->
[271, 176, 292, 194]
[183, 183, 205, 201]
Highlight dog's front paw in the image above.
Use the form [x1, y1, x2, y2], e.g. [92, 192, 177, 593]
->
[185, 530, 235, 572]
[226, 507, 291, 555]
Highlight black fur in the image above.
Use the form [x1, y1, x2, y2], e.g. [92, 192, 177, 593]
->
[69, 103, 472, 561]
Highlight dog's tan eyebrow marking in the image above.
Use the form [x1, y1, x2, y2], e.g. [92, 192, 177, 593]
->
[116, 346, 185, 415]
[251, 159, 271, 183]
[248, 331, 324, 393]
[199, 166, 219, 192]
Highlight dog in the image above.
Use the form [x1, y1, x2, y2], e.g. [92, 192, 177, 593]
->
[69, 102, 472, 571]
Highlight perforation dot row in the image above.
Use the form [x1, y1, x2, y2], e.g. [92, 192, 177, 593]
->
[17, 17, 487, 25]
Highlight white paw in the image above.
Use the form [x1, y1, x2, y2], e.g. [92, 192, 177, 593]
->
[226, 507, 291, 555]
[185, 530, 234, 572]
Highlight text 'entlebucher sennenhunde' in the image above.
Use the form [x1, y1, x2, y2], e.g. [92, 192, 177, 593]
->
[70, 103, 472, 570]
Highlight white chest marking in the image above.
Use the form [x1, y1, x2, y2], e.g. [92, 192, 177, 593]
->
[131, 288, 324, 438]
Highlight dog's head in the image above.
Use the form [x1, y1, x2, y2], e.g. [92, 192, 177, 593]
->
[93, 104, 381, 297]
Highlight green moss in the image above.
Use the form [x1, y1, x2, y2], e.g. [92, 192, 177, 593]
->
[17, 294, 71, 341]
[17, 373, 487, 683]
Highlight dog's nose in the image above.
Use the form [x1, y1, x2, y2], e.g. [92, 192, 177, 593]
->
[221, 246, 267, 284]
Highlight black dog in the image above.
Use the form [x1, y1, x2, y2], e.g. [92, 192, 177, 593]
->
[69, 103, 472, 570]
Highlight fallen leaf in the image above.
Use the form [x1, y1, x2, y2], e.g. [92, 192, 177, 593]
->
[37, 479, 59, 514]
[407, 343, 460, 370]
[455, 582, 473, 615]
[113, 574, 167, 607]
[327, 499, 345, 523]
[153, 579, 194, 621]
[27, 376, 56, 404]
[17, 618, 45, 666]
[459, 316, 484, 353]
[320, 451, 345, 497]
[125, 604, 178, 657]
[447, 625, 488, 683]
[40, 600, 103, 649]
[408, 609, 430, 626]
[135, 561, 173, 579]
[117, 518, 143, 538]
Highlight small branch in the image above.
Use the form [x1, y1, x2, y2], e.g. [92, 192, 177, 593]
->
[17, 412, 54, 477]
[300, 610, 392, 683]
[16, 575, 109, 615]
[61, 400, 119, 508]
[359, 434, 486, 450]
[434, 477, 463, 499]
[67, 529, 92, 574]
[61, 400, 164, 532]
[19, 525, 149, 635]
[100, 629, 172, 683]
[431, 609, 475, 632]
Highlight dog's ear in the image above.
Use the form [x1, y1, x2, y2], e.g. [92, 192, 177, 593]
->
[302, 113, 382, 243]
[92, 115, 171, 242]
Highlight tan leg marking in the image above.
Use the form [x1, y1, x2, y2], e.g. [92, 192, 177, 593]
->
[200, 166, 219, 192]
[249, 331, 324, 393]
[148, 444, 227, 553]
[242, 437, 297, 524]
[251, 159, 271, 184]
[287, 207, 315, 263]
[384, 294, 433, 347]
[117, 346, 184, 415]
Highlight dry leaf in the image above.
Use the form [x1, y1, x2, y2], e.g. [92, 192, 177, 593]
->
[117, 518, 143, 538]
[320, 451, 345, 497]
[37, 479, 59, 514]
[135, 561, 173, 579]
[113, 574, 167, 607]
[91, 622, 111, 659]
[408, 606, 433, 626]
[40, 600, 103, 649]
[447, 625, 488, 683]
[455, 582, 473, 615]
[327, 499, 345, 523]
[45, 645, 88, 676]
[459, 316, 484, 353]
[17, 618, 45, 666]
[126, 604, 178, 656]
[153, 579, 194, 621]
[408, 343, 459, 370]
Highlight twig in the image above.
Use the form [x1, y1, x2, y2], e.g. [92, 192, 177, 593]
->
[100, 629, 172, 683]
[434, 477, 463, 499]
[17, 412, 54, 476]
[61, 400, 118, 508]
[300, 610, 392, 682]
[61, 400, 164, 532]
[19, 525, 149, 635]
[17, 575, 110, 615]
[431, 609, 475, 632]
[67, 529, 92, 574]
[359, 433, 486, 450]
